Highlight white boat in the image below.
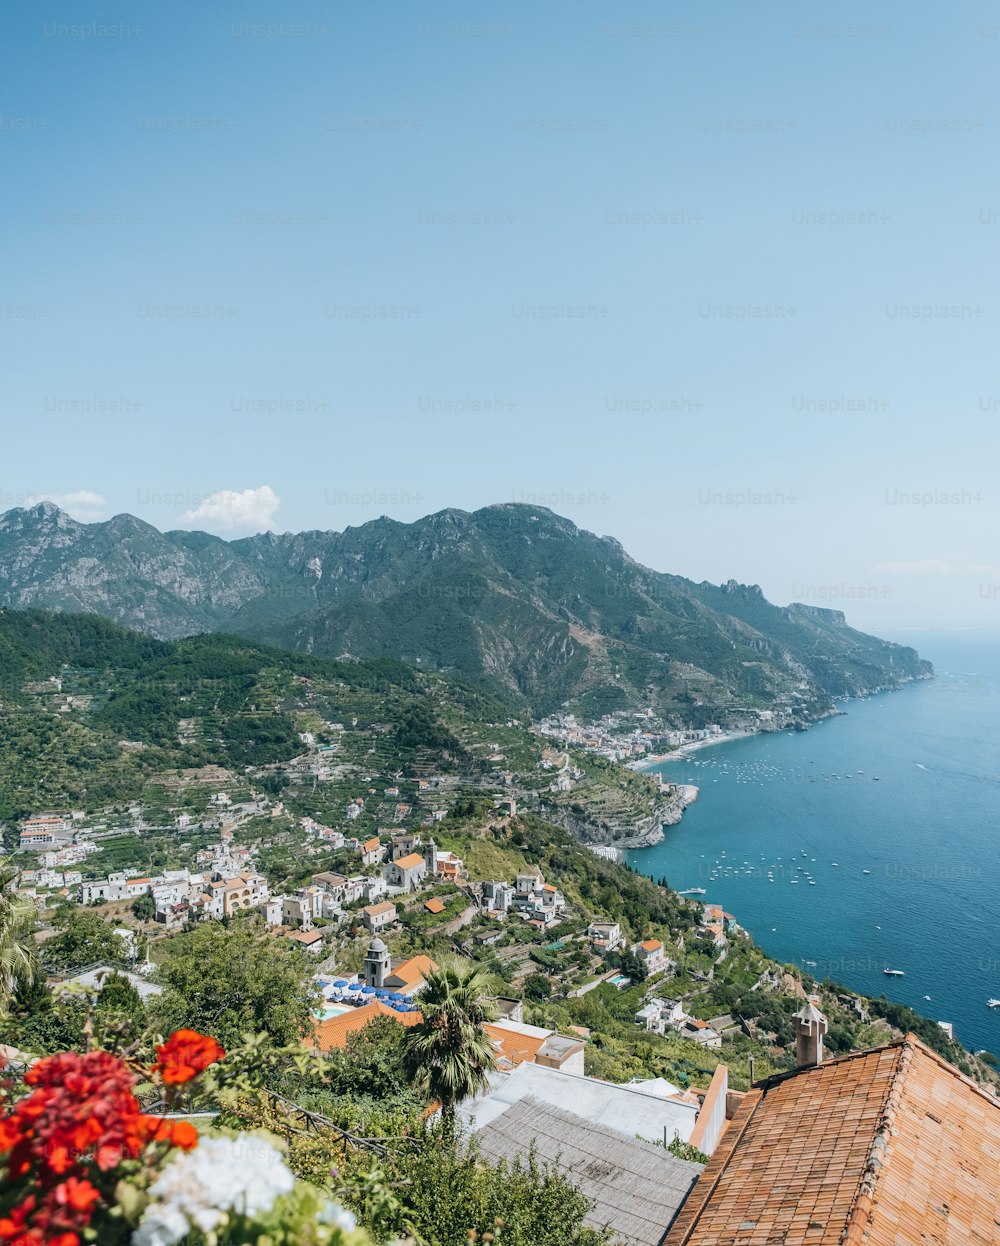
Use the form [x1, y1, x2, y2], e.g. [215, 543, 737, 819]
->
[862, 869, 871, 875]
[988, 999, 1000, 1009]
[679, 887, 707, 896]
[883, 968, 905, 977]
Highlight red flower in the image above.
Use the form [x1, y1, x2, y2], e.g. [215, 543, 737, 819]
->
[0, 1045, 203, 1244]
[54, 1179, 100, 1215]
[153, 1030, 225, 1085]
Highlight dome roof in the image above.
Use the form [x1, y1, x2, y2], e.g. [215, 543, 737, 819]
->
[368, 936, 388, 952]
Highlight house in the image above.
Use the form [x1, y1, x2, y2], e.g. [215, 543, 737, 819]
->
[286, 928, 325, 955]
[383, 953, 436, 996]
[486, 1021, 587, 1075]
[480, 880, 513, 916]
[256, 897, 283, 926]
[588, 920, 623, 953]
[633, 938, 669, 974]
[280, 895, 313, 930]
[664, 1018, 1000, 1246]
[424, 896, 446, 915]
[389, 830, 421, 860]
[19, 815, 74, 852]
[474, 1098, 702, 1246]
[362, 900, 398, 933]
[222, 872, 268, 917]
[678, 1018, 722, 1049]
[383, 852, 427, 893]
[358, 837, 383, 867]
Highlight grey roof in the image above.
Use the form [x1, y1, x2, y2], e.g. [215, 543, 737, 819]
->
[62, 965, 163, 1001]
[459, 1059, 699, 1143]
[475, 1096, 703, 1246]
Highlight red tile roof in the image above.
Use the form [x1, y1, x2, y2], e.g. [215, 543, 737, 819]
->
[664, 1035, 1000, 1246]
[310, 1001, 422, 1052]
[424, 897, 446, 914]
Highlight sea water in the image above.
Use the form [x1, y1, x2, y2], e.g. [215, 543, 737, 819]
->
[626, 633, 1000, 1053]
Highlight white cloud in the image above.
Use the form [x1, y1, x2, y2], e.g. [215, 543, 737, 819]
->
[26, 490, 108, 522]
[876, 558, 1000, 576]
[177, 485, 280, 534]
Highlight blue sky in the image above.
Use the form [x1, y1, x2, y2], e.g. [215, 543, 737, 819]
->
[3, 0, 999, 633]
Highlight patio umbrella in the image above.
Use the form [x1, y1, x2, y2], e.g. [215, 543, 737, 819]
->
[388, 992, 404, 1000]
[333, 980, 348, 988]
[361, 985, 376, 994]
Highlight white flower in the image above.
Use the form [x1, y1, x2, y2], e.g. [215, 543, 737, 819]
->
[319, 1201, 358, 1233]
[135, 1135, 296, 1246]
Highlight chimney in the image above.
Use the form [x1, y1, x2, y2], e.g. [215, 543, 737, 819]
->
[793, 1000, 828, 1068]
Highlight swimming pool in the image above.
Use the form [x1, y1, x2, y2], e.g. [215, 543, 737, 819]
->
[315, 1002, 353, 1021]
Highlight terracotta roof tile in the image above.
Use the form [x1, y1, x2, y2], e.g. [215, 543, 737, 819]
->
[664, 1035, 1000, 1246]
[310, 1001, 423, 1052]
[424, 897, 446, 913]
[394, 852, 424, 869]
[483, 1023, 546, 1067]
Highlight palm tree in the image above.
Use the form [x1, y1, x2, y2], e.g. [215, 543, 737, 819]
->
[0, 856, 37, 1014]
[402, 959, 499, 1136]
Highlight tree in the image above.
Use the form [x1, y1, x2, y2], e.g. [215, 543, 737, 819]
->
[130, 892, 156, 922]
[42, 909, 126, 973]
[523, 972, 552, 1002]
[614, 950, 648, 984]
[0, 856, 36, 1013]
[402, 960, 498, 1136]
[150, 918, 314, 1048]
[361, 1127, 614, 1246]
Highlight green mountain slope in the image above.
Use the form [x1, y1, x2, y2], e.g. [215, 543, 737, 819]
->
[0, 502, 931, 721]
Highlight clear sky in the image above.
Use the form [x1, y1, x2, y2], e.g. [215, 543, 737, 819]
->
[3, 0, 999, 635]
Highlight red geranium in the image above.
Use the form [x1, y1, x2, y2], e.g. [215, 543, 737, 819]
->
[153, 1029, 225, 1085]
[0, 1039, 209, 1245]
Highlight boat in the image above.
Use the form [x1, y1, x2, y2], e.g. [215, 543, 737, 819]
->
[883, 968, 905, 977]
[988, 999, 1000, 1009]
[831, 862, 840, 867]
[679, 887, 706, 896]
[862, 869, 871, 875]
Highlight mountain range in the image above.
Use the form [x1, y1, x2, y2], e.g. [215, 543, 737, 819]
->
[0, 501, 932, 721]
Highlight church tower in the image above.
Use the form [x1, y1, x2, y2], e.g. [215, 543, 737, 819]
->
[364, 936, 390, 989]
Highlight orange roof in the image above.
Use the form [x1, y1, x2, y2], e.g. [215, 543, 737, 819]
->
[664, 1035, 1000, 1246]
[640, 938, 663, 952]
[385, 954, 437, 990]
[542, 883, 558, 892]
[311, 1001, 423, 1052]
[287, 929, 323, 945]
[361, 837, 381, 853]
[364, 901, 396, 917]
[424, 897, 446, 914]
[483, 1023, 546, 1067]
[394, 852, 424, 869]
[703, 904, 724, 920]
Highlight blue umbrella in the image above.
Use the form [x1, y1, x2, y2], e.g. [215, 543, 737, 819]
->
[333, 980, 348, 988]
[375, 989, 389, 998]
[389, 992, 404, 1000]
[361, 985, 376, 994]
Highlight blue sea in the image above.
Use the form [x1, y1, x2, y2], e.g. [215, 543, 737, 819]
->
[626, 634, 1000, 1053]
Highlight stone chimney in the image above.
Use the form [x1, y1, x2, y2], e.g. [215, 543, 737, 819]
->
[794, 1000, 828, 1068]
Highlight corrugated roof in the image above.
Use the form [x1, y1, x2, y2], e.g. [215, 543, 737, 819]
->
[664, 1035, 1000, 1246]
[475, 1096, 702, 1246]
